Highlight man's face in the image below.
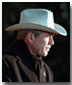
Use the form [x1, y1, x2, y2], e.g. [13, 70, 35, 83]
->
[31, 32, 54, 57]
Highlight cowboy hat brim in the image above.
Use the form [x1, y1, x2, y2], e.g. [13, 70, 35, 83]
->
[5, 23, 67, 36]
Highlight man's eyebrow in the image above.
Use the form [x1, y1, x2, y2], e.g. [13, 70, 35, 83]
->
[47, 32, 55, 36]
[52, 34, 55, 36]
[44, 31, 55, 36]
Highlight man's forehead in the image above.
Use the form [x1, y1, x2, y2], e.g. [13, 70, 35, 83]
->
[40, 30, 55, 36]
[19, 29, 55, 36]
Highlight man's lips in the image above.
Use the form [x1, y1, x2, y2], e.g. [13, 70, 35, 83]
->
[45, 47, 51, 51]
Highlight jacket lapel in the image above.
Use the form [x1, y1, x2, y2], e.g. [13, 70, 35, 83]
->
[18, 58, 39, 82]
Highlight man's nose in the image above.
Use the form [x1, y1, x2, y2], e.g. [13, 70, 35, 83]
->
[48, 36, 54, 46]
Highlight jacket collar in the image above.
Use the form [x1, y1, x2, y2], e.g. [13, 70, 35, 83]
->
[13, 40, 42, 70]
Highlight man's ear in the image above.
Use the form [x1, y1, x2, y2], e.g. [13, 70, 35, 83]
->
[26, 32, 35, 43]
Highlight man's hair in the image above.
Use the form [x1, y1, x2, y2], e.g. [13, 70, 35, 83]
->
[17, 29, 42, 40]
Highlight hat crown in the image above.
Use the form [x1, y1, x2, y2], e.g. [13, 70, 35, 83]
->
[20, 9, 54, 29]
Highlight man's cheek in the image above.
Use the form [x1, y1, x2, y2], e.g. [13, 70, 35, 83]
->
[40, 43, 45, 52]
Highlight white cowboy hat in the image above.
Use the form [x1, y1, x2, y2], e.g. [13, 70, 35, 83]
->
[5, 9, 67, 36]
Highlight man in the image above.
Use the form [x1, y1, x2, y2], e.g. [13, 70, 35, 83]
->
[2, 9, 67, 82]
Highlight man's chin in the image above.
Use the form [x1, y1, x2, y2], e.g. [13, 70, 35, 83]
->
[42, 52, 48, 57]
[38, 51, 48, 57]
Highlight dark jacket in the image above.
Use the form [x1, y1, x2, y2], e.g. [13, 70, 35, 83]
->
[2, 40, 53, 82]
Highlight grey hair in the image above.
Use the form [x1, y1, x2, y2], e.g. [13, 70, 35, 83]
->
[17, 29, 42, 40]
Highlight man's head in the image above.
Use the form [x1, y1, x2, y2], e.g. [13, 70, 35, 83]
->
[5, 8, 67, 56]
[17, 29, 54, 57]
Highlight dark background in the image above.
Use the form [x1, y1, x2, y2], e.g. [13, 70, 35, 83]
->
[2, 2, 70, 82]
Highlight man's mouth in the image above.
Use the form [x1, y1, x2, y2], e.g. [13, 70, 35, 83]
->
[45, 47, 51, 51]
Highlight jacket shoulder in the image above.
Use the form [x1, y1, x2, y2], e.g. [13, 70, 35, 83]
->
[2, 54, 18, 82]
[3, 54, 17, 64]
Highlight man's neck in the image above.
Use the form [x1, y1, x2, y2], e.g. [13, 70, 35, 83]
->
[24, 39, 36, 56]
[28, 45, 36, 56]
